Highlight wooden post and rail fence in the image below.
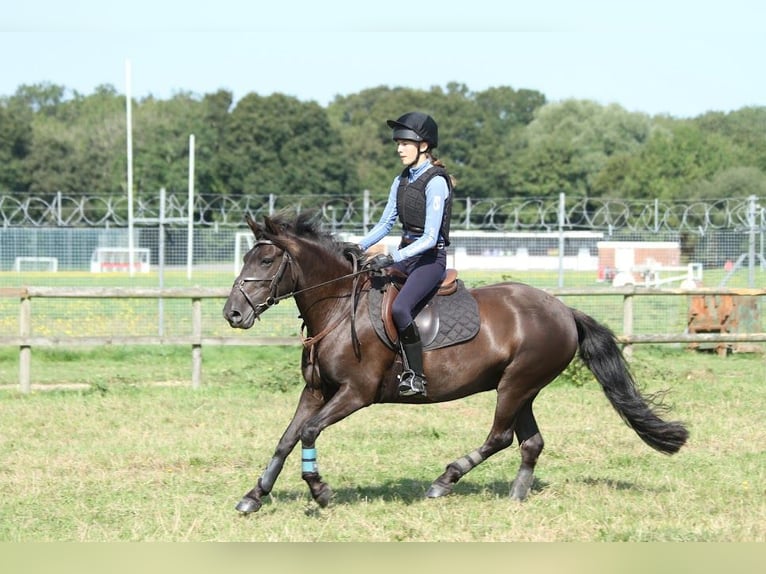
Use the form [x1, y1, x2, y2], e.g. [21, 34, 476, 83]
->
[1, 286, 764, 393]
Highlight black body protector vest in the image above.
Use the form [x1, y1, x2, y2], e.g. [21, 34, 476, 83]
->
[395, 165, 453, 246]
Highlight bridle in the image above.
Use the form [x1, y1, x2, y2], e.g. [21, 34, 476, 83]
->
[235, 240, 296, 317]
[235, 239, 369, 318]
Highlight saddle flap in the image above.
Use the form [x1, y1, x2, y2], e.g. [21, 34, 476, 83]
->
[368, 277, 480, 352]
[380, 268, 459, 345]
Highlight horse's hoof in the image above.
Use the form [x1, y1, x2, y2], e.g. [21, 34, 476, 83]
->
[314, 485, 333, 508]
[509, 483, 531, 501]
[509, 489, 528, 502]
[510, 475, 533, 501]
[235, 496, 262, 514]
[426, 482, 453, 498]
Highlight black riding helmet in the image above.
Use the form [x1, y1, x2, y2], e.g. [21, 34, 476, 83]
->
[386, 112, 438, 149]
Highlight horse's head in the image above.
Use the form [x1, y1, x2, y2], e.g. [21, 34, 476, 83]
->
[223, 214, 298, 329]
[223, 211, 360, 329]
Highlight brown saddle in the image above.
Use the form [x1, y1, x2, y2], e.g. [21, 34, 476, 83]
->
[380, 268, 459, 346]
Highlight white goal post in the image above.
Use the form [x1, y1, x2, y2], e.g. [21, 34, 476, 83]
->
[13, 256, 59, 272]
[234, 232, 255, 275]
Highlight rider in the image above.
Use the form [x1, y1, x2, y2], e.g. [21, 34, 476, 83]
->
[360, 111, 454, 397]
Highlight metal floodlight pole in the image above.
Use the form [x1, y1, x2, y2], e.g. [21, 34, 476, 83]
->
[747, 195, 756, 287]
[187, 134, 195, 280]
[363, 189, 370, 233]
[158, 187, 166, 336]
[558, 192, 565, 288]
[133, 187, 188, 337]
[125, 59, 135, 277]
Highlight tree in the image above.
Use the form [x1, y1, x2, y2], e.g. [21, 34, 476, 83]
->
[197, 90, 234, 197]
[327, 84, 547, 200]
[593, 120, 747, 200]
[0, 99, 33, 191]
[10, 82, 67, 116]
[461, 87, 546, 198]
[685, 167, 766, 201]
[20, 85, 126, 196]
[695, 107, 766, 172]
[132, 92, 205, 196]
[511, 100, 653, 197]
[473, 86, 546, 129]
[1, 83, 73, 193]
[1, 80, 764, 213]
[220, 93, 356, 201]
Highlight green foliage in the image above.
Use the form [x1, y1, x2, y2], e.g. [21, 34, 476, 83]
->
[593, 120, 749, 200]
[0, 100, 33, 190]
[512, 100, 653, 197]
[695, 106, 766, 172]
[1, 81, 765, 205]
[220, 93, 357, 199]
[556, 357, 597, 387]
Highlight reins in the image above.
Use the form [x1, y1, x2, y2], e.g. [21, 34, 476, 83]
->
[237, 240, 368, 356]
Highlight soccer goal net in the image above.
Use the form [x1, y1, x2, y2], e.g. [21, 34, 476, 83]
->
[13, 256, 59, 272]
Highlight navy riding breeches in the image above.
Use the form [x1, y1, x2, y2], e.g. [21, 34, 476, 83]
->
[390, 248, 447, 331]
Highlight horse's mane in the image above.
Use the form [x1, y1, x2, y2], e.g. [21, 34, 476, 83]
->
[269, 210, 364, 265]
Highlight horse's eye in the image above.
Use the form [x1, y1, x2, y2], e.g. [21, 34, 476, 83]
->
[261, 258, 274, 266]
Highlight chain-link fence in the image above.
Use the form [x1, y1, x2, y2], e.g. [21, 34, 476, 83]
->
[1, 193, 764, 344]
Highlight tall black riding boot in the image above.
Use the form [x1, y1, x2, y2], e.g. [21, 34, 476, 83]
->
[398, 322, 427, 397]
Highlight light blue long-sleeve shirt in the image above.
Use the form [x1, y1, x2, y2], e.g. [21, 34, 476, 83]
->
[358, 161, 450, 263]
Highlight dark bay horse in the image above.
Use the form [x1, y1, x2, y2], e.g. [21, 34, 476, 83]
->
[223, 212, 688, 514]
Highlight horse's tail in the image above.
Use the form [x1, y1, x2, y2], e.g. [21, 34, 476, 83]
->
[571, 309, 689, 454]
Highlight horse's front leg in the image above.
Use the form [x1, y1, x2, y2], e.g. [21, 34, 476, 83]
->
[297, 385, 372, 509]
[236, 386, 325, 515]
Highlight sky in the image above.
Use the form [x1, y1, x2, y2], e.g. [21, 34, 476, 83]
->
[2, 0, 764, 118]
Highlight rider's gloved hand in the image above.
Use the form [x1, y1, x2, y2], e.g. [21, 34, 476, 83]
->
[363, 253, 395, 273]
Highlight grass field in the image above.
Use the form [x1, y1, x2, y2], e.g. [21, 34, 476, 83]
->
[0, 344, 764, 542]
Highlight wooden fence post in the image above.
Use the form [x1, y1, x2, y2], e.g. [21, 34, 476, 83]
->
[622, 291, 634, 358]
[191, 297, 202, 389]
[19, 291, 31, 393]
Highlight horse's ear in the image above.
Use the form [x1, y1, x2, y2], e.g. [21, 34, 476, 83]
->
[262, 215, 297, 253]
[246, 214, 264, 239]
[264, 216, 286, 236]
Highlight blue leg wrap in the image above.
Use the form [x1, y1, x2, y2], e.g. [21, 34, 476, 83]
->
[302, 447, 318, 473]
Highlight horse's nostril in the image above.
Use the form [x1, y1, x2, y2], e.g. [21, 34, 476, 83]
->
[228, 310, 241, 324]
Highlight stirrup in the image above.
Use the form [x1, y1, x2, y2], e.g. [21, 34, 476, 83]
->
[398, 370, 427, 397]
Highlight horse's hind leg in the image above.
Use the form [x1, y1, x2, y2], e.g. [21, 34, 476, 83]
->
[509, 398, 543, 501]
[426, 383, 539, 498]
[426, 431, 517, 499]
